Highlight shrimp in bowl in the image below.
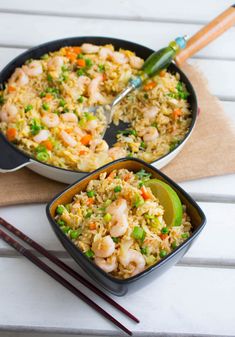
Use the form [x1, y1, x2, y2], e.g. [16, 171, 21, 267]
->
[53, 167, 193, 280]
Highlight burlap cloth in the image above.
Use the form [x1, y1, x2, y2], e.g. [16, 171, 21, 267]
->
[1, 63, 235, 206]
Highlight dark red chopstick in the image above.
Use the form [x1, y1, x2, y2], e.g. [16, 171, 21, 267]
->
[0, 217, 138, 324]
[0, 228, 132, 336]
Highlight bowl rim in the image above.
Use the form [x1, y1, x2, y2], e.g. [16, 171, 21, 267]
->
[46, 157, 206, 284]
[0, 35, 198, 175]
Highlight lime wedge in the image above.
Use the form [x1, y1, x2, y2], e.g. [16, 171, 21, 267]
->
[144, 179, 183, 227]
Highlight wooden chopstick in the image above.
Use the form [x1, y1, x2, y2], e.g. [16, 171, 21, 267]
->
[0, 217, 138, 323]
[0, 228, 132, 336]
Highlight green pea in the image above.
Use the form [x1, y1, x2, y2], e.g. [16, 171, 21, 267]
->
[98, 64, 105, 72]
[47, 74, 53, 82]
[112, 237, 120, 243]
[57, 219, 65, 226]
[77, 53, 84, 59]
[141, 247, 149, 255]
[114, 186, 122, 193]
[87, 190, 95, 198]
[181, 233, 189, 239]
[160, 250, 167, 258]
[42, 103, 49, 111]
[36, 151, 49, 162]
[25, 104, 33, 112]
[39, 92, 46, 98]
[61, 226, 70, 234]
[85, 211, 93, 218]
[171, 241, 177, 249]
[77, 96, 84, 103]
[56, 205, 65, 215]
[85, 58, 93, 68]
[85, 249, 94, 259]
[70, 229, 82, 240]
[103, 213, 112, 223]
[161, 227, 169, 234]
[76, 68, 85, 76]
[59, 99, 66, 107]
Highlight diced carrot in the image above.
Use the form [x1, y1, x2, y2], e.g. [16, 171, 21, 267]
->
[77, 59, 86, 67]
[66, 51, 76, 62]
[65, 127, 73, 133]
[6, 128, 17, 141]
[159, 70, 166, 77]
[8, 85, 16, 93]
[143, 81, 156, 91]
[80, 134, 92, 146]
[102, 73, 107, 81]
[108, 170, 116, 179]
[172, 108, 182, 119]
[45, 93, 53, 101]
[140, 186, 151, 200]
[42, 140, 53, 151]
[87, 198, 94, 205]
[71, 46, 81, 54]
[89, 223, 96, 230]
[124, 173, 131, 181]
[79, 150, 87, 155]
[160, 233, 168, 240]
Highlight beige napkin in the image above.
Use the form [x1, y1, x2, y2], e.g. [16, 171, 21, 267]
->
[0, 63, 235, 206]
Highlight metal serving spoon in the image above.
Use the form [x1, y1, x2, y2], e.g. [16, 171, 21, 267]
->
[88, 36, 188, 140]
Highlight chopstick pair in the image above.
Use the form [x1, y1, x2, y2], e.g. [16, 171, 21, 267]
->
[0, 217, 139, 336]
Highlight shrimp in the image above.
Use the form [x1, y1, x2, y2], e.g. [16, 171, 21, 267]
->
[99, 47, 113, 60]
[42, 113, 60, 128]
[47, 56, 64, 78]
[77, 75, 91, 92]
[61, 112, 78, 123]
[81, 43, 100, 54]
[92, 235, 115, 258]
[142, 126, 159, 142]
[107, 199, 129, 237]
[111, 52, 128, 65]
[60, 130, 77, 147]
[90, 139, 109, 152]
[9, 68, 29, 86]
[129, 55, 144, 69]
[0, 103, 18, 122]
[95, 255, 117, 273]
[85, 119, 99, 133]
[108, 147, 127, 160]
[143, 106, 159, 120]
[88, 74, 106, 104]
[23, 61, 43, 77]
[119, 249, 145, 276]
[33, 129, 51, 143]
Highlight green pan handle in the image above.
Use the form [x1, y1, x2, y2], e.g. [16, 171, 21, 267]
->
[130, 36, 187, 89]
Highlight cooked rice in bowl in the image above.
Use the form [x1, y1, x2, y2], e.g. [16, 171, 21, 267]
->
[54, 168, 192, 279]
[0, 43, 192, 172]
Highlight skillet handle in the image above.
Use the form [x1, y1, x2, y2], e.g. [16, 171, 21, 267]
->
[175, 4, 235, 65]
[0, 134, 30, 172]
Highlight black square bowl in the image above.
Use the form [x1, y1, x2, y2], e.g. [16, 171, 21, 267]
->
[46, 158, 206, 296]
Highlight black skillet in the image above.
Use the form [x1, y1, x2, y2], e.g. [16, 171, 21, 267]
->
[0, 4, 234, 183]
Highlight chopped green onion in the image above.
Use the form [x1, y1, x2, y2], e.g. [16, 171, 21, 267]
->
[41, 53, 49, 60]
[35, 144, 47, 153]
[61, 65, 68, 72]
[103, 213, 112, 223]
[42, 103, 49, 111]
[145, 255, 156, 265]
[161, 227, 169, 234]
[135, 169, 152, 181]
[98, 64, 105, 72]
[59, 99, 66, 107]
[114, 186, 122, 193]
[61, 226, 70, 234]
[141, 246, 149, 255]
[56, 205, 65, 215]
[24, 104, 33, 112]
[77, 53, 84, 59]
[181, 233, 189, 239]
[132, 226, 146, 241]
[112, 237, 120, 243]
[87, 190, 95, 198]
[84, 112, 96, 121]
[57, 219, 65, 226]
[36, 151, 49, 161]
[138, 181, 144, 188]
[169, 140, 180, 151]
[85, 249, 94, 259]
[85, 211, 93, 219]
[140, 141, 146, 150]
[70, 229, 82, 239]
[143, 93, 149, 99]
[159, 249, 167, 258]
[133, 193, 144, 207]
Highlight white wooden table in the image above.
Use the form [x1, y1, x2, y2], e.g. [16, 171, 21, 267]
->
[0, 1, 235, 336]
